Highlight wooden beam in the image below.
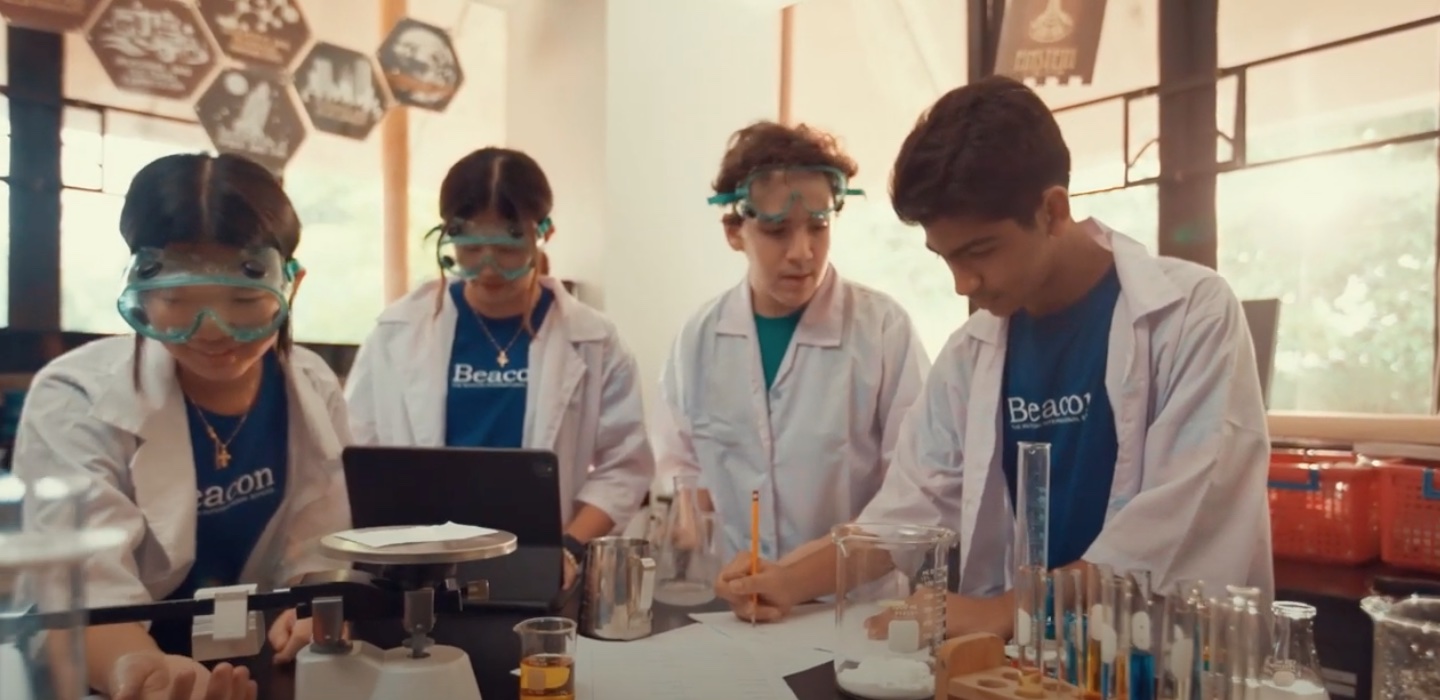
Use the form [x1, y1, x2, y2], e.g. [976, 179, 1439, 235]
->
[380, 0, 411, 302]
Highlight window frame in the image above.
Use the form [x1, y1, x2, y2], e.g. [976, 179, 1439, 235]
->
[988, 8, 1440, 433]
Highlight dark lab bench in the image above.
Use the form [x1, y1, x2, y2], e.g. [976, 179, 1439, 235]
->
[235, 558, 1435, 700]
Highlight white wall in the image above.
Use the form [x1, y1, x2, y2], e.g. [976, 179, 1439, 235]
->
[504, 0, 778, 423]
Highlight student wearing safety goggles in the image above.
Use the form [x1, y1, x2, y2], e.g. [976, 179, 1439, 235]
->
[653, 122, 931, 565]
[345, 148, 655, 588]
[11, 154, 353, 699]
[714, 77, 1272, 634]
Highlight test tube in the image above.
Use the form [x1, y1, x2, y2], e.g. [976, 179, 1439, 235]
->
[1206, 596, 1231, 700]
[1163, 580, 1205, 700]
[1114, 575, 1134, 700]
[1014, 442, 1052, 572]
[1127, 572, 1157, 700]
[1014, 564, 1047, 688]
[1059, 567, 1088, 690]
[1086, 564, 1116, 699]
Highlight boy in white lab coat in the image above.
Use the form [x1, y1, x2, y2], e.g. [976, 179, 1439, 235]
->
[714, 76, 1273, 638]
[654, 122, 931, 566]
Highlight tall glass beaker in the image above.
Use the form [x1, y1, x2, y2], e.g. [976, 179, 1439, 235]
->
[1, 473, 126, 700]
[832, 522, 956, 700]
[653, 475, 720, 606]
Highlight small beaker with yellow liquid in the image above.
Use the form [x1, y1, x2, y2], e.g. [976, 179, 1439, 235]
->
[515, 617, 578, 700]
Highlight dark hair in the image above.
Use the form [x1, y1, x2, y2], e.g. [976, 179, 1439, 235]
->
[890, 75, 1071, 227]
[436, 148, 554, 331]
[438, 147, 554, 227]
[120, 153, 302, 381]
[712, 121, 860, 226]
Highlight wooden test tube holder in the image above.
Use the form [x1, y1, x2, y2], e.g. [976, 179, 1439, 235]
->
[933, 633, 1084, 700]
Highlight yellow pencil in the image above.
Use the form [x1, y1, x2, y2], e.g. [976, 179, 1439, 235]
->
[749, 490, 760, 626]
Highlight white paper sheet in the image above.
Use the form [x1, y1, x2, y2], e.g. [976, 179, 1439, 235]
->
[689, 602, 838, 652]
[336, 522, 498, 548]
[580, 624, 800, 700]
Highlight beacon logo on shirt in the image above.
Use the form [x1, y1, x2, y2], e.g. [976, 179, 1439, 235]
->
[197, 467, 278, 516]
[451, 364, 529, 389]
[1006, 392, 1092, 430]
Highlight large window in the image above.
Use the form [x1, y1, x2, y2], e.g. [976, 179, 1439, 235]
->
[284, 140, 386, 345]
[790, 0, 972, 355]
[59, 109, 211, 335]
[1215, 14, 1439, 414]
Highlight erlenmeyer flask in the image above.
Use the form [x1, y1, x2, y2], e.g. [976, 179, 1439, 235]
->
[1261, 602, 1329, 699]
[653, 475, 720, 606]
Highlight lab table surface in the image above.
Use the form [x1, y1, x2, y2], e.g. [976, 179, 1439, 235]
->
[240, 558, 1440, 700]
[245, 598, 843, 700]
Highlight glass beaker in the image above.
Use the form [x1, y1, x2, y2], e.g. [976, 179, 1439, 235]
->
[1, 473, 126, 700]
[1362, 594, 1440, 700]
[514, 616, 578, 700]
[832, 522, 955, 700]
[1259, 602, 1328, 699]
[653, 475, 720, 606]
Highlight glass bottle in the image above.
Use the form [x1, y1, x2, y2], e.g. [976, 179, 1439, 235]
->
[1262, 602, 1329, 699]
[652, 474, 720, 606]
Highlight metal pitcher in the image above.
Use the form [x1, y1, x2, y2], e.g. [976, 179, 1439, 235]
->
[579, 537, 656, 641]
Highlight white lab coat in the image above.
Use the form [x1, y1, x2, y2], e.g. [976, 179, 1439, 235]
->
[345, 276, 655, 529]
[861, 223, 1274, 599]
[654, 267, 931, 562]
[11, 336, 353, 609]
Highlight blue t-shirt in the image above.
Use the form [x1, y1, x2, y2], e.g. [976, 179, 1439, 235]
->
[445, 282, 554, 448]
[1001, 266, 1121, 569]
[173, 351, 289, 599]
[754, 309, 804, 390]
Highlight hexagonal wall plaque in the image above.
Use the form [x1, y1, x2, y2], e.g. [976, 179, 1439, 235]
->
[197, 0, 309, 69]
[377, 17, 463, 113]
[293, 42, 391, 140]
[0, 0, 102, 32]
[195, 67, 306, 174]
[87, 0, 218, 100]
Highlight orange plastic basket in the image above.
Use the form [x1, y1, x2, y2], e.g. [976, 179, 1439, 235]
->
[1377, 461, 1440, 574]
[1267, 449, 1380, 565]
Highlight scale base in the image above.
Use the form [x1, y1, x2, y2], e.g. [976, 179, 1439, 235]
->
[295, 641, 482, 700]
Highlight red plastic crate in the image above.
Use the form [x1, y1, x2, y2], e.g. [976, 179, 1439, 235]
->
[1377, 461, 1440, 574]
[1267, 449, 1380, 565]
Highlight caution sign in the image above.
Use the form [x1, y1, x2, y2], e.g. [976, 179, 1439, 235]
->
[293, 42, 391, 140]
[377, 17, 463, 112]
[87, 0, 218, 100]
[994, 0, 1108, 86]
[0, 0, 103, 32]
[195, 67, 307, 174]
[197, 0, 310, 69]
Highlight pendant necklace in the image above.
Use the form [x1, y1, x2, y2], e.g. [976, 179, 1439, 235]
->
[472, 310, 526, 368]
[190, 404, 252, 469]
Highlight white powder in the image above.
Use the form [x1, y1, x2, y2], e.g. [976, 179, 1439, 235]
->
[835, 657, 934, 700]
[1259, 678, 1329, 699]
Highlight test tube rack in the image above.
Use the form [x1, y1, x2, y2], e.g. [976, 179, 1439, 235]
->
[933, 633, 1081, 700]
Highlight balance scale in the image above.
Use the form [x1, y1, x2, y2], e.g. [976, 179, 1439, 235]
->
[293, 526, 518, 700]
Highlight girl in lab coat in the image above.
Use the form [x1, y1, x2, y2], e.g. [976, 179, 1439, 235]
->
[345, 147, 655, 587]
[12, 153, 352, 700]
[715, 77, 1272, 632]
[654, 121, 931, 563]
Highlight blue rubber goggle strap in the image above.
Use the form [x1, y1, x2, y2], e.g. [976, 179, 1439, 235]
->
[432, 217, 555, 240]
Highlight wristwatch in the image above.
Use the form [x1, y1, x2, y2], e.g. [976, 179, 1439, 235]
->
[562, 534, 587, 567]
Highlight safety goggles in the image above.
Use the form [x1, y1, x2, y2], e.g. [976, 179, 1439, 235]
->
[706, 166, 864, 224]
[116, 246, 300, 344]
[432, 217, 553, 281]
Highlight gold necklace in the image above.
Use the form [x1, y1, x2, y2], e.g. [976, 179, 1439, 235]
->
[190, 403, 251, 469]
[470, 311, 525, 368]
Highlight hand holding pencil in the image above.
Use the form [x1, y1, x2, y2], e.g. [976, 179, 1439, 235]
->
[713, 491, 796, 623]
